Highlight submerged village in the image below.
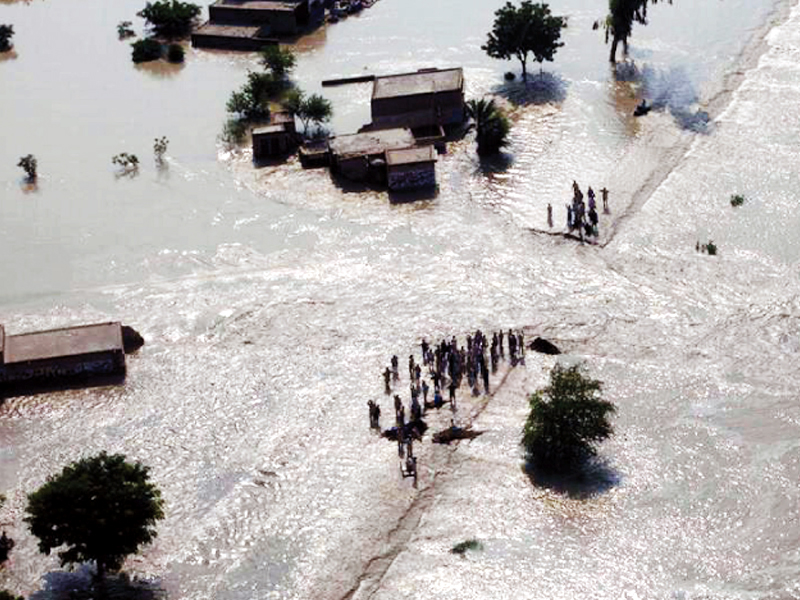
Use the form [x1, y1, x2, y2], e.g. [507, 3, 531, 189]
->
[0, 0, 777, 598]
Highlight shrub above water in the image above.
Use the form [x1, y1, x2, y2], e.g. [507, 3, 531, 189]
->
[0, 24, 14, 52]
[117, 20, 136, 39]
[167, 42, 185, 63]
[451, 539, 483, 555]
[132, 38, 162, 62]
[17, 154, 37, 180]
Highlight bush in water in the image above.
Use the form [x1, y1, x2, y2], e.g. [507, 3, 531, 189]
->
[117, 20, 135, 39]
[17, 154, 37, 180]
[132, 38, 162, 62]
[166, 43, 184, 63]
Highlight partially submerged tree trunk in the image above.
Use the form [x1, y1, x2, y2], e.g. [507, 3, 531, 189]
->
[609, 35, 620, 62]
[519, 53, 528, 81]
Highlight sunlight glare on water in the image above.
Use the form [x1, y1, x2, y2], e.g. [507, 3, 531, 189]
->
[2, 0, 800, 598]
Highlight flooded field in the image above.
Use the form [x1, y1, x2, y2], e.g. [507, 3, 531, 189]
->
[2, 0, 800, 598]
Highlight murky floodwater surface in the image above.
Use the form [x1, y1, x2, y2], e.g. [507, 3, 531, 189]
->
[2, 0, 800, 598]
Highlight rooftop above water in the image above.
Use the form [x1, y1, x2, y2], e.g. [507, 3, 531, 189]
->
[1, 322, 123, 364]
[372, 68, 463, 100]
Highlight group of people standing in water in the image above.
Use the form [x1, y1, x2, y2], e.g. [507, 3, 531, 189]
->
[369, 328, 527, 485]
[546, 181, 610, 241]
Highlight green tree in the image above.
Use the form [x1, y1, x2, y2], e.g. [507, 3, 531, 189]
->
[0, 25, 14, 52]
[466, 98, 510, 155]
[0, 591, 23, 600]
[606, 0, 669, 62]
[138, 0, 201, 38]
[523, 363, 616, 472]
[298, 94, 332, 135]
[226, 71, 280, 121]
[260, 45, 296, 79]
[25, 452, 164, 580]
[482, 1, 565, 81]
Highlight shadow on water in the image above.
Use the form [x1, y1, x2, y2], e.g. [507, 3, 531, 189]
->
[0, 373, 126, 404]
[523, 457, 620, 500]
[134, 60, 185, 79]
[30, 568, 165, 600]
[388, 186, 438, 205]
[253, 154, 294, 169]
[613, 60, 642, 83]
[493, 71, 568, 106]
[477, 150, 514, 175]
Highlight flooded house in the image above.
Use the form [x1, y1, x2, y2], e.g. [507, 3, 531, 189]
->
[252, 112, 298, 159]
[328, 128, 416, 182]
[370, 68, 465, 132]
[192, 0, 322, 50]
[320, 67, 465, 191]
[0, 322, 127, 393]
[386, 146, 437, 191]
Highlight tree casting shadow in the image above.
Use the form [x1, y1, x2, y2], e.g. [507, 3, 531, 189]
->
[493, 71, 568, 106]
[524, 456, 620, 500]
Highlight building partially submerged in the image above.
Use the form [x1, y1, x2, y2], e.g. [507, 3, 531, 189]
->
[191, 23, 275, 51]
[252, 112, 297, 159]
[0, 322, 127, 393]
[386, 146, 437, 191]
[328, 128, 416, 182]
[370, 68, 465, 131]
[192, 0, 322, 50]
[320, 68, 465, 191]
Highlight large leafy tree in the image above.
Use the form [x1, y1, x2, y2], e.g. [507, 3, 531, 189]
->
[466, 98, 510, 156]
[482, 1, 565, 81]
[606, 0, 670, 63]
[25, 452, 164, 580]
[523, 363, 616, 472]
[138, 0, 201, 38]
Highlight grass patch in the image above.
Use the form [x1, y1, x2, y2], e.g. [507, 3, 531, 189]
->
[730, 194, 746, 207]
[450, 539, 483, 555]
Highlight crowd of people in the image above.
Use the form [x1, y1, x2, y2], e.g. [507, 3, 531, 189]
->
[370, 328, 528, 485]
[546, 182, 610, 241]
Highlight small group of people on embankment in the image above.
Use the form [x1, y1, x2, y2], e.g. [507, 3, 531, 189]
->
[368, 328, 527, 484]
[546, 181, 610, 241]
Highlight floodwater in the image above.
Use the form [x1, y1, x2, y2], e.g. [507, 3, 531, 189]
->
[2, 0, 800, 598]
